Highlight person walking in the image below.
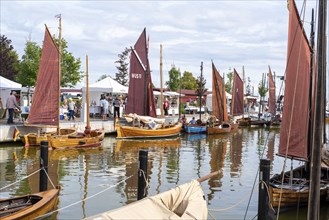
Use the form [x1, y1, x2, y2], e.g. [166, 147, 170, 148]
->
[113, 95, 121, 119]
[163, 98, 169, 116]
[6, 91, 20, 124]
[67, 98, 76, 121]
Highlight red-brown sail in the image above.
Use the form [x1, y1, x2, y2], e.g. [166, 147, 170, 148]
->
[231, 69, 244, 116]
[26, 26, 59, 127]
[212, 62, 228, 123]
[126, 28, 156, 117]
[268, 66, 276, 115]
[278, 0, 312, 160]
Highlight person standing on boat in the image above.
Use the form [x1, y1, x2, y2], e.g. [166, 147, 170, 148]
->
[163, 98, 169, 115]
[6, 91, 20, 124]
[189, 117, 196, 124]
[68, 98, 76, 121]
[113, 95, 121, 119]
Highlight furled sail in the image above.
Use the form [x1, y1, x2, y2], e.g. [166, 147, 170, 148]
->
[268, 66, 276, 115]
[278, 0, 312, 160]
[25, 26, 59, 127]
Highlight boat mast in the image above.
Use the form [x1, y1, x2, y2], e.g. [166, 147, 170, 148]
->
[307, 0, 326, 219]
[57, 14, 62, 134]
[84, 55, 91, 136]
[199, 62, 203, 121]
[242, 66, 245, 118]
[160, 44, 164, 118]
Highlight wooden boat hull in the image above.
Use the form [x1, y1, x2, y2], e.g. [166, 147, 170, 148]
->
[237, 118, 251, 127]
[207, 123, 231, 135]
[48, 129, 105, 149]
[0, 186, 60, 220]
[116, 123, 182, 139]
[269, 165, 329, 210]
[21, 128, 76, 146]
[184, 124, 207, 134]
[250, 119, 271, 127]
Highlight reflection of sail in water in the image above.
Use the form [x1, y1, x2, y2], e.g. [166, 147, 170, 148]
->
[229, 131, 243, 177]
[206, 135, 227, 201]
[266, 132, 276, 161]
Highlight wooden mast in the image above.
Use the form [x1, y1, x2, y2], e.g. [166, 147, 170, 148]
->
[84, 55, 91, 136]
[160, 44, 164, 118]
[57, 14, 62, 134]
[242, 66, 245, 118]
[307, 0, 326, 218]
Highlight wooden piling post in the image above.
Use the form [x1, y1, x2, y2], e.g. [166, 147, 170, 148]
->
[39, 140, 49, 192]
[258, 159, 270, 220]
[137, 150, 148, 200]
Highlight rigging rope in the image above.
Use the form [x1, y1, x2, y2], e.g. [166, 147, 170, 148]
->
[37, 175, 133, 219]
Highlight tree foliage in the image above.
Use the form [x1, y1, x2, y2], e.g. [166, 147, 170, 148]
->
[0, 35, 20, 81]
[115, 47, 130, 86]
[53, 37, 83, 88]
[195, 63, 207, 106]
[225, 68, 233, 94]
[165, 66, 180, 91]
[16, 41, 41, 87]
[258, 73, 268, 98]
[181, 71, 197, 90]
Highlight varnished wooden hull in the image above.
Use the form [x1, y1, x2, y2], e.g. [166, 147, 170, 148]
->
[116, 123, 182, 139]
[237, 118, 251, 127]
[0, 186, 60, 220]
[48, 129, 105, 149]
[21, 128, 76, 146]
[207, 123, 231, 135]
[269, 165, 329, 210]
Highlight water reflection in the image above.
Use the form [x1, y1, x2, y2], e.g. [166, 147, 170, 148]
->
[0, 127, 328, 219]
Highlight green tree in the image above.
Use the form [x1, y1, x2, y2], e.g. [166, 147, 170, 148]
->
[53, 37, 83, 88]
[258, 73, 268, 112]
[16, 41, 41, 87]
[0, 35, 20, 81]
[165, 65, 180, 91]
[115, 47, 130, 86]
[225, 68, 233, 94]
[195, 63, 207, 106]
[181, 71, 197, 90]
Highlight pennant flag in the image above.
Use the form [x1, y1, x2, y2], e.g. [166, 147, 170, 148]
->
[13, 127, 19, 142]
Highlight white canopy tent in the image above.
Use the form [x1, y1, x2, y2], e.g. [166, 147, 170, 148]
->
[80, 77, 128, 122]
[0, 76, 22, 108]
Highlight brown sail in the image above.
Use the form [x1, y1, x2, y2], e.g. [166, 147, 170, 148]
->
[26, 26, 59, 127]
[126, 28, 156, 117]
[268, 66, 276, 115]
[212, 62, 228, 123]
[231, 69, 244, 116]
[278, 0, 312, 160]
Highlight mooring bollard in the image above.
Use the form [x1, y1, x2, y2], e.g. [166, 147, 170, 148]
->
[258, 159, 270, 220]
[137, 150, 148, 200]
[40, 140, 49, 192]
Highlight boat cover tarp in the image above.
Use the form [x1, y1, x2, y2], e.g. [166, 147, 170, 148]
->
[86, 180, 208, 220]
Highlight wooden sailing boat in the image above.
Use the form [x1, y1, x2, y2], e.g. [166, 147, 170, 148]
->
[269, 0, 329, 211]
[22, 23, 75, 146]
[231, 69, 249, 127]
[267, 66, 281, 127]
[116, 28, 182, 139]
[207, 62, 231, 135]
[0, 187, 60, 220]
[47, 55, 105, 149]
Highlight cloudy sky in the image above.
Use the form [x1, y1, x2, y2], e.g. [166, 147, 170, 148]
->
[1, 0, 318, 92]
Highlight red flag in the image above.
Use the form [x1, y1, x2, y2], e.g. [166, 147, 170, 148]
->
[13, 127, 19, 142]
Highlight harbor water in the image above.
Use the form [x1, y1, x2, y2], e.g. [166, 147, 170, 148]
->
[1, 126, 329, 219]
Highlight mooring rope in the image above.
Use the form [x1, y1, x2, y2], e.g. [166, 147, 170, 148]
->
[41, 167, 56, 189]
[0, 168, 42, 191]
[37, 175, 133, 219]
[139, 169, 150, 196]
[208, 191, 250, 212]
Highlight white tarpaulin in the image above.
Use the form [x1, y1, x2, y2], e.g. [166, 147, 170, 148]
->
[83, 77, 128, 93]
[85, 180, 208, 220]
[0, 76, 22, 89]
